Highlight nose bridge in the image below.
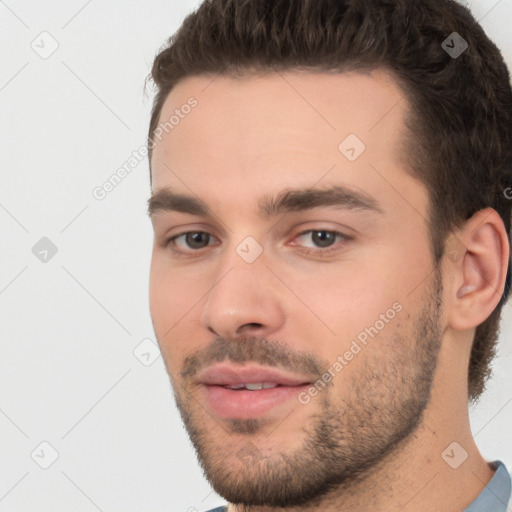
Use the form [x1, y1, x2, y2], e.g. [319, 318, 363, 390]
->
[201, 238, 285, 338]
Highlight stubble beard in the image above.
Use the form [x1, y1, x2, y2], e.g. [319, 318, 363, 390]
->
[170, 271, 443, 509]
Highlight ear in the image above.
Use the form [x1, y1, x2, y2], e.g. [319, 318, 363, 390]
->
[446, 208, 509, 331]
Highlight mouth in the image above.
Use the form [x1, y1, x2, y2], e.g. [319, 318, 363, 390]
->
[195, 363, 314, 419]
[221, 382, 285, 390]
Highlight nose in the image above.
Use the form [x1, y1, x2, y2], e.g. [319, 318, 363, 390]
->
[200, 249, 286, 340]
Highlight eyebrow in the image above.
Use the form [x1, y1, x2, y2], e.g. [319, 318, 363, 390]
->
[147, 185, 383, 219]
[259, 185, 383, 217]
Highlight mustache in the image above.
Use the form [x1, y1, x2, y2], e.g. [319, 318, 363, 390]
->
[180, 336, 327, 381]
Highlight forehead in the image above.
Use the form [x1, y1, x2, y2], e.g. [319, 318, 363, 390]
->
[150, 69, 424, 219]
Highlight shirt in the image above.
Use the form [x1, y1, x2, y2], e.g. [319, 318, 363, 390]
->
[204, 460, 512, 512]
[464, 460, 511, 512]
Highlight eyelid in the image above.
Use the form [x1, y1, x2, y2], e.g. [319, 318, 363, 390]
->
[161, 222, 219, 244]
[291, 228, 351, 241]
[269, 216, 357, 242]
[167, 230, 220, 250]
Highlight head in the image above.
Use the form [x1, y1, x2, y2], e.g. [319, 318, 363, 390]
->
[146, 0, 512, 507]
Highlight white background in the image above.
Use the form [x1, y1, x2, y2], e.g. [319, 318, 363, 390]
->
[1, 1, 511, 511]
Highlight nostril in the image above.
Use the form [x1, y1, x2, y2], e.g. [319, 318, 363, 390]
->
[237, 322, 265, 333]
[246, 323, 263, 329]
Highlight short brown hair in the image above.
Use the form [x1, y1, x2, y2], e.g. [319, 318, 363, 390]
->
[146, 0, 512, 402]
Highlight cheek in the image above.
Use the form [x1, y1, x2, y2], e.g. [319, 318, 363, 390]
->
[283, 249, 422, 361]
[149, 255, 206, 361]
[282, 260, 399, 338]
[298, 279, 411, 388]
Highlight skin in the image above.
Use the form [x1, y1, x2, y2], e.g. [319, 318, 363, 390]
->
[148, 69, 509, 512]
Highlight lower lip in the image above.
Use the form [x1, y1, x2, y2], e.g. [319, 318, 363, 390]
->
[201, 384, 310, 419]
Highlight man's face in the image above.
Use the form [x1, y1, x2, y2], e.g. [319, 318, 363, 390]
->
[148, 70, 444, 507]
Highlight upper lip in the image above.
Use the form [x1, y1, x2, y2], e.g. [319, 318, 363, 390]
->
[196, 363, 314, 387]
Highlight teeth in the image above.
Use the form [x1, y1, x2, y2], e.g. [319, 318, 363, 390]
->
[245, 383, 264, 390]
[225, 384, 246, 390]
[224, 383, 279, 390]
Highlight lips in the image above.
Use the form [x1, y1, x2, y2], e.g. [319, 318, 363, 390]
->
[195, 363, 314, 419]
[198, 363, 313, 387]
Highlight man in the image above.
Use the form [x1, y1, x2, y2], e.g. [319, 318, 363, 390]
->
[145, 0, 512, 510]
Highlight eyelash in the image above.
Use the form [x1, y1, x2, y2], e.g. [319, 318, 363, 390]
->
[292, 230, 352, 256]
[164, 229, 351, 258]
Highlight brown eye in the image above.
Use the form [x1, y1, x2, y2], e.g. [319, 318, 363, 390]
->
[294, 230, 346, 249]
[167, 231, 217, 252]
[310, 230, 337, 247]
[183, 232, 211, 249]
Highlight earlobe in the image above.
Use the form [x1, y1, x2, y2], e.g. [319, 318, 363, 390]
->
[448, 208, 509, 331]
